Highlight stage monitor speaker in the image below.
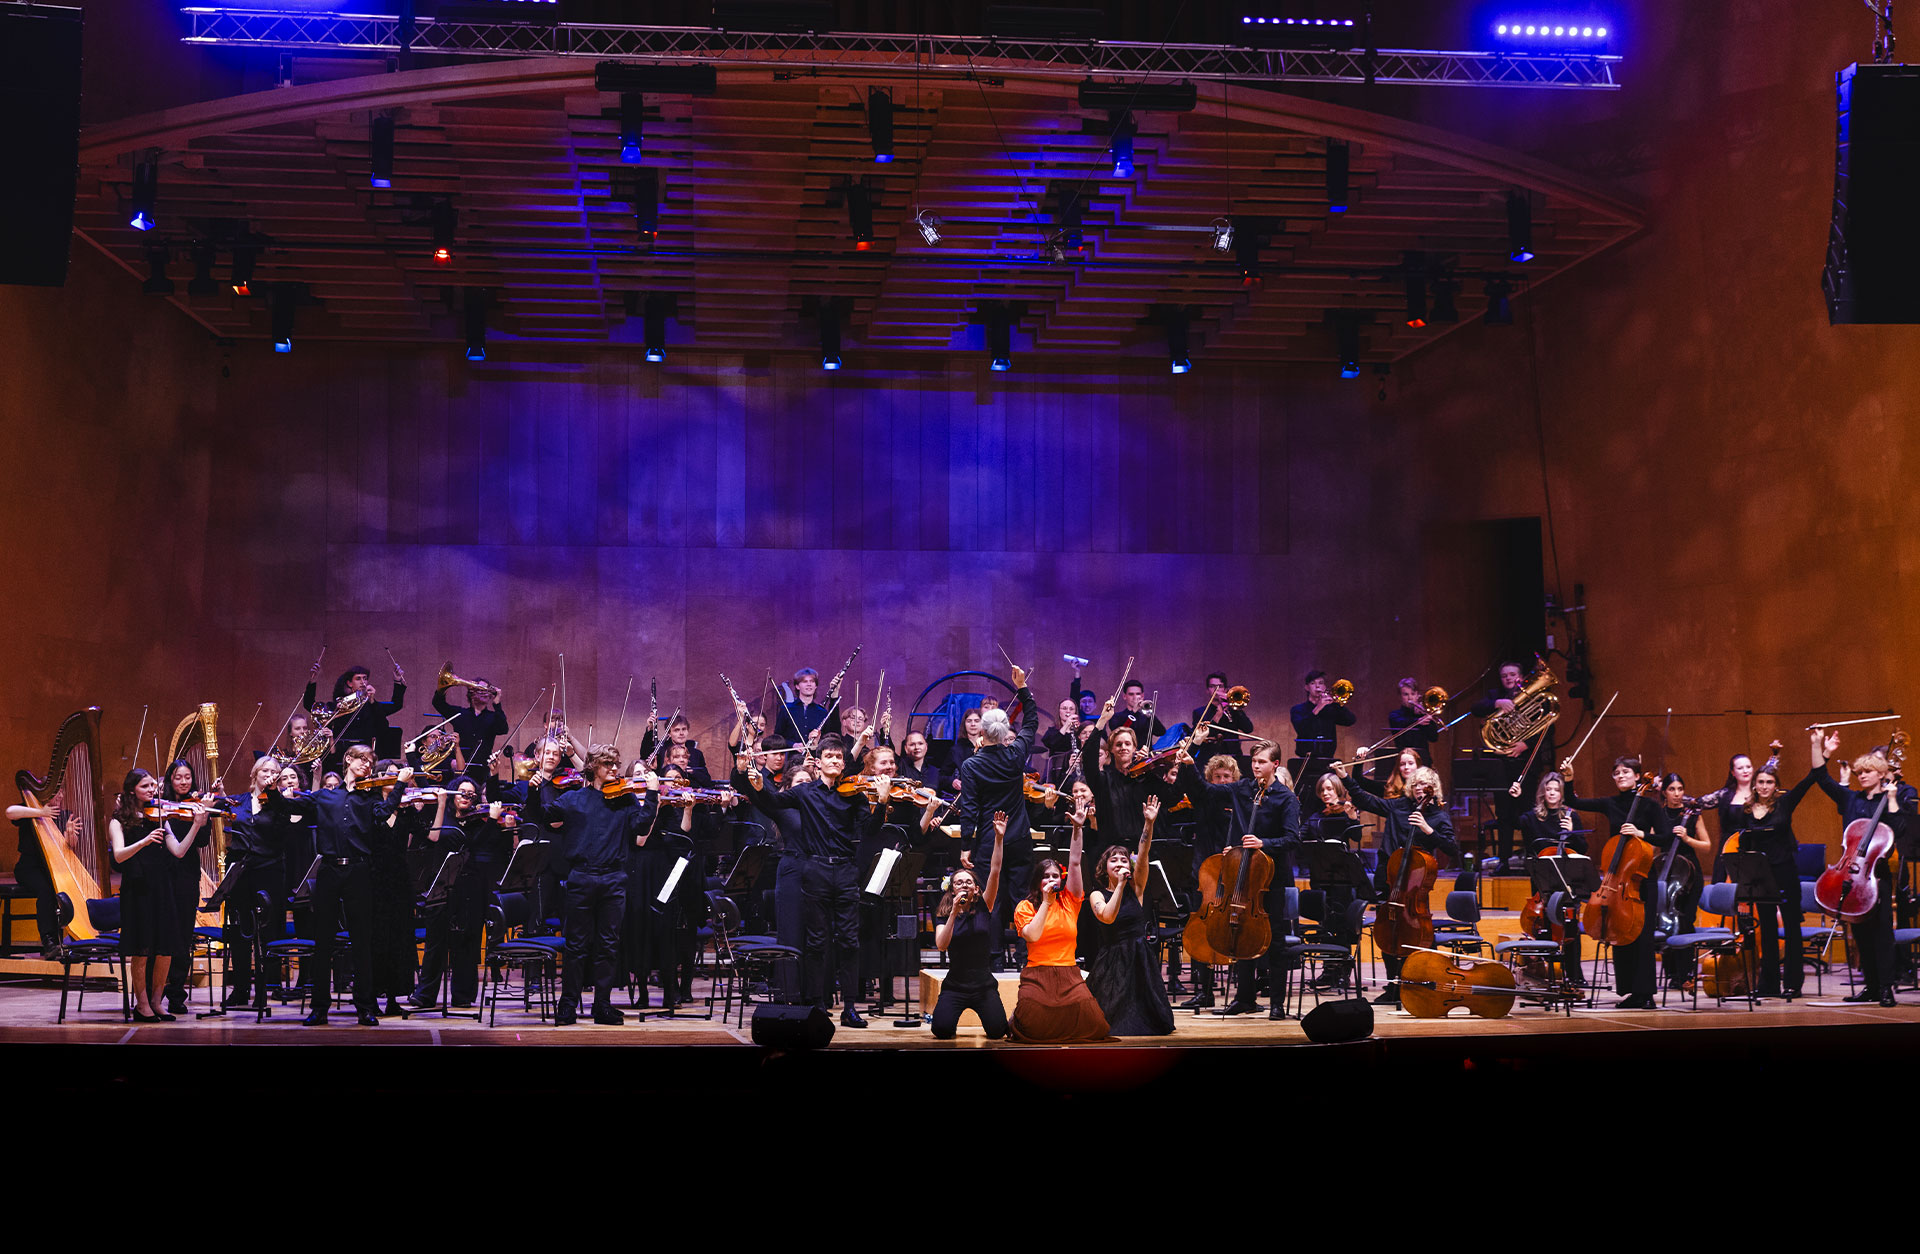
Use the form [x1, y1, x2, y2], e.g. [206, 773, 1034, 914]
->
[1301, 997, 1373, 1044]
[750, 1002, 835, 1049]
[0, 5, 82, 288]
[1824, 62, 1920, 324]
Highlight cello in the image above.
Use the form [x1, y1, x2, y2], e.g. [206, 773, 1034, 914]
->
[1372, 801, 1439, 962]
[1398, 948, 1519, 1019]
[1579, 771, 1663, 946]
[1185, 781, 1276, 964]
[1814, 728, 1908, 919]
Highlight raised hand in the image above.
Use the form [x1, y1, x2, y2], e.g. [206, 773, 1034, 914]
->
[992, 810, 1009, 836]
[1142, 795, 1161, 822]
[1010, 663, 1027, 688]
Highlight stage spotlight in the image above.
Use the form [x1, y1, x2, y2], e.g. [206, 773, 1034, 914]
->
[1483, 278, 1514, 325]
[1210, 216, 1234, 253]
[913, 207, 942, 246]
[1165, 308, 1193, 375]
[619, 93, 643, 163]
[1235, 231, 1262, 286]
[1332, 311, 1362, 378]
[464, 289, 488, 362]
[431, 198, 456, 263]
[187, 241, 218, 296]
[230, 245, 256, 296]
[985, 305, 1013, 371]
[141, 243, 173, 295]
[1491, 17, 1612, 48]
[848, 178, 874, 250]
[370, 115, 395, 188]
[643, 293, 670, 362]
[818, 298, 843, 370]
[270, 284, 297, 352]
[129, 158, 158, 232]
[1506, 190, 1535, 262]
[631, 168, 660, 241]
[1109, 111, 1136, 178]
[868, 87, 894, 163]
[1325, 139, 1350, 213]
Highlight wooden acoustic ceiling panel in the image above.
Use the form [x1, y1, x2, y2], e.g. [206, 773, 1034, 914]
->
[72, 57, 1643, 367]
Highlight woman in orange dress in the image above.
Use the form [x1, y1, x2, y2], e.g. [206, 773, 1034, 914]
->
[1009, 794, 1112, 1043]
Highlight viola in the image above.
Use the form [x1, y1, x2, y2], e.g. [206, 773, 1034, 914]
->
[1398, 949, 1518, 1019]
[1815, 728, 1908, 919]
[1578, 771, 1663, 946]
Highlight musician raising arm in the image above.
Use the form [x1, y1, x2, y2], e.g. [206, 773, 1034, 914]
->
[1562, 756, 1666, 1010]
[1179, 742, 1302, 1018]
[1809, 728, 1916, 1007]
[1083, 796, 1175, 1036]
[930, 810, 1009, 1041]
[1008, 796, 1112, 1043]
[1336, 759, 1457, 1007]
[1721, 754, 1823, 1000]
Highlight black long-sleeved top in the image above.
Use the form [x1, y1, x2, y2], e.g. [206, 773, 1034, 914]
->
[1179, 767, 1302, 875]
[1385, 705, 1441, 760]
[1195, 706, 1255, 768]
[1810, 766, 1920, 863]
[1722, 767, 1824, 872]
[1566, 786, 1665, 840]
[1345, 770, 1458, 858]
[430, 691, 510, 769]
[524, 784, 655, 874]
[1518, 806, 1587, 854]
[279, 783, 406, 861]
[305, 680, 407, 759]
[957, 687, 1040, 862]
[1290, 699, 1356, 759]
[1304, 810, 1365, 847]
[776, 697, 838, 747]
[1088, 761, 1183, 851]
[745, 777, 883, 860]
[226, 790, 299, 871]
[735, 768, 803, 851]
[1113, 706, 1167, 746]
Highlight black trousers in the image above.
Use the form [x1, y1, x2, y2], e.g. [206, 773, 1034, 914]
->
[310, 860, 376, 1014]
[10, 845, 59, 951]
[1612, 922, 1659, 997]
[1854, 873, 1896, 995]
[415, 863, 493, 1005]
[368, 852, 417, 1001]
[1753, 894, 1804, 995]
[222, 862, 284, 1001]
[990, 857, 1032, 969]
[561, 867, 627, 1010]
[771, 852, 803, 1002]
[163, 865, 201, 1004]
[798, 855, 860, 1012]
[929, 971, 1007, 1039]
[623, 848, 678, 1005]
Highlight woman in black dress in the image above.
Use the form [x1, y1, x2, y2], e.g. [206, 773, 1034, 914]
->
[159, 759, 208, 1016]
[108, 769, 207, 1021]
[1085, 795, 1175, 1036]
[930, 809, 1009, 1040]
[1720, 760, 1821, 998]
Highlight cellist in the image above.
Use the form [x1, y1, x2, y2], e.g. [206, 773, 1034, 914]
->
[1565, 755, 1667, 1010]
[1809, 729, 1917, 1007]
[1333, 759, 1457, 1008]
[1175, 741, 1301, 1018]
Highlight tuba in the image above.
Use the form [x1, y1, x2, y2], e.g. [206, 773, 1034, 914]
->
[1482, 663, 1560, 752]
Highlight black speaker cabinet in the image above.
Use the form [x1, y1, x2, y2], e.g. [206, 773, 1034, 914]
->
[1824, 62, 1920, 324]
[1301, 997, 1374, 1044]
[0, 5, 82, 288]
[750, 1002, 836, 1049]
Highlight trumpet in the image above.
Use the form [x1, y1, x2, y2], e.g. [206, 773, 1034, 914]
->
[1330, 679, 1354, 706]
[435, 663, 499, 701]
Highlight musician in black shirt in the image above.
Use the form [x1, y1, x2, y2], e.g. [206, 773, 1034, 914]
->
[1476, 661, 1545, 868]
[1291, 670, 1356, 809]
[525, 744, 659, 1025]
[304, 661, 408, 777]
[1195, 672, 1254, 772]
[1114, 680, 1166, 747]
[1179, 742, 1302, 1018]
[1338, 760, 1458, 1006]
[744, 734, 887, 1027]
[1380, 679, 1442, 781]
[412, 776, 516, 1009]
[5, 797, 76, 960]
[1564, 755, 1667, 1009]
[432, 677, 509, 783]
[1809, 729, 1917, 1007]
[777, 667, 839, 748]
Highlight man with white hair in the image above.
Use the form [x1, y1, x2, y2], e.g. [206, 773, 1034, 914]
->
[956, 665, 1040, 958]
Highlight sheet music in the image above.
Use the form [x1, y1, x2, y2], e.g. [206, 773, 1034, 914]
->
[657, 855, 689, 904]
[866, 846, 901, 896]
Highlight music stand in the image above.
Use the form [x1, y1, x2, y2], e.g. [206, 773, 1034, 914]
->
[866, 848, 925, 1022]
[1146, 844, 1193, 994]
[1527, 854, 1598, 1004]
[1722, 850, 1780, 1008]
[196, 856, 253, 1019]
[498, 839, 551, 931]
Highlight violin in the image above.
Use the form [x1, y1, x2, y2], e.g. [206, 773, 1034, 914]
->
[1815, 728, 1909, 919]
[1579, 771, 1663, 946]
[352, 770, 437, 792]
[657, 784, 740, 807]
[1021, 773, 1056, 803]
[835, 774, 913, 804]
[1372, 808, 1439, 960]
[546, 769, 586, 792]
[1398, 948, 1518, 1019]
[142, 800, 228, 822]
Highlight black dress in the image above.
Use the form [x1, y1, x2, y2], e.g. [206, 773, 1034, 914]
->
[118, 817, 182, 957]
[1084, 888, 1174, 1036]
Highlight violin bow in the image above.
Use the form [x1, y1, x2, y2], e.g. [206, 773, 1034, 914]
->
[611, 676, 634, 751]
[501, 687, 550, 761]
[1559, 690, 1619, 776]
[870, 670, 886, 741]
[131, 705, 150, 773]
[558, 652, 569, 734]
[650, 707, 680, 769]
[213, 702, 266, 793]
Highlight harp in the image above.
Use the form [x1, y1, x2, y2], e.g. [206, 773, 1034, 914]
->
[165, 703, 226, 926]
[15, 708, 113, 940]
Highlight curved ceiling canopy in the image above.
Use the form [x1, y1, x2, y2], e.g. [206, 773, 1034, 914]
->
[74, 56, 1642, 365]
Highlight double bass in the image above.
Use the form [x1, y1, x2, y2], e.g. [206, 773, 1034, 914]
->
[1814, 728, 1909, 919]
[1579, 772, 1664, 945]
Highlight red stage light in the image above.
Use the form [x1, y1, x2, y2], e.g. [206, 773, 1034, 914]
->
[433, 246, 452, 263]
[855, 240, 870, 251]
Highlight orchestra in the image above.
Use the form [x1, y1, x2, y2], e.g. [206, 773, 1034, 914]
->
[8, 645, 1912, 1040]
